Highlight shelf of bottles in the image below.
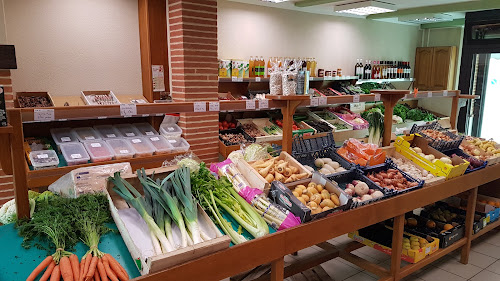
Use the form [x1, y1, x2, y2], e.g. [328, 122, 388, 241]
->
[354, 59, 412, 81]
[356, 78, 414, 84]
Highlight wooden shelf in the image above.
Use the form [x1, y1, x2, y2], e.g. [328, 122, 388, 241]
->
[218, 76, 358, 83]
[0, 125, 13, 134]
[309, 76, 358, 81]
[472, 218, 500, 241]
[403, 90, 460, 100]
[25, 151, 185, 188]
[356, 78, 414, 84]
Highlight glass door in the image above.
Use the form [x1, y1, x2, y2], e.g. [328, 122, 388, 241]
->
[475, 54, 500, 139]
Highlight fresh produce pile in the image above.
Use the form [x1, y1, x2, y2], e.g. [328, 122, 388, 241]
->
[410, 146, 453, 165]
[251, 157, 309, 183]
[18, 96, 53, 108]
[427, 207, 458, 223]
[302, 157, 347, 175]
[405, 216, 455, 235]
[304, 120, 331, 133]
[262, 124, 281, 135]
[420, 129, 453, 141]
[451, 153, 483, 169]
[366, 168, 419, 191]
[342, 180, 384, 203]
[17, 194, 129, 281]
[393, 104, 410, 120]
[337, 138, 386, 166]
[461, 137, 500, 160]
[315, 88, 339, 96]
[406, 108, 436, 122]
[219, 132, 251, 145]
[359, 82, 383, 94]
[242, 123, 265, 137]
[274, 119, 300, 131]
[390, 157, 435, 181]
[218, 120, 237, 131]
[290, 182, 341, 215]
[313, 111, 335, 121]
[332, 123, 349, 130]
[401, 234, 431, 250]
[478, 199, 500, 208]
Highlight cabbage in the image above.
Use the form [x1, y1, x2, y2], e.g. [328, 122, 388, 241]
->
[228, 150, 244, 162]
[243, 144, 270, 162]
[177, 158, 200, 173]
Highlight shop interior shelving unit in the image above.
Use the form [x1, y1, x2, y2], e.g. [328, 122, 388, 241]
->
[5, 90, 495, 281]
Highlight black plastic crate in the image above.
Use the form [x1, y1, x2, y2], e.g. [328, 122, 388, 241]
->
[327, 169, 397, 209]
[410, 122, 464, 151]
[421, 202, 487, 235]
[292, 132, 336, 155]
[219, 127, 255, 146]
[292, 146, 353, 175]
[442, 148, 487, 174]
[362, 159, 424, 195]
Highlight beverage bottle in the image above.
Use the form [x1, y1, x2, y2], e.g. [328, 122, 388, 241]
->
[267, 57, 271, 77]
[249, 56, 255, 78]
[259, 56, 264, 78]
[372, 61, 376, 79]
[311, 58, 317, 77]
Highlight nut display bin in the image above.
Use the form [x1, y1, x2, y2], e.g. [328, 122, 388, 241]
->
[50, 128, 79, 148]
[106, 139, 136, 160]
[72, 127, 102, 142]
[126, 137, 156, 157]
[29, 150, 59, 170]
[167, 137, 190, 153]
[60, 143, 90, 166]
[159, 123, 182, 139]
[116, 124, 142, 138]
[133, 122, 159, 136]
[146, 135, 174, 154]
[83, 140, 114, 162]
[94, 125, 123, 139]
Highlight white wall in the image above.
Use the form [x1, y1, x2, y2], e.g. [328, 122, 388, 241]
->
[218, 0, 420, 76]
[4, 0, 142, 96]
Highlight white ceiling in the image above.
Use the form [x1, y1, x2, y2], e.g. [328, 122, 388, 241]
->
[225, 0, 473, 24]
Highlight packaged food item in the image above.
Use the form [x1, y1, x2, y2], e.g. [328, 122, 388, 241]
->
[83, 140, 114, 162]
[159, 123, 182, 140]
[106, 139, 136, 159]
[60, 142, 90, 166]
[126, 137, 156, 157]
[231, 60, 248, 78]
[115, 124, 141, 138]
[145, 135, 173, 154]
[50, 128, 79, 148]
[318, 69, 325, 77]
[72, 127, 102, 142]
[24, 137, 54, 165]
[29, 150, 59, 170]
[94, 125, 123, 139]
[218, 59, 231, 78]
[167, 138, 190, 153]
[336, 138, 386, 166]
[134, 122, 158, 136]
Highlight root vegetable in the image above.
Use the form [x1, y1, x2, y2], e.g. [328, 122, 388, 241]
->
[259, 162, 273, 177]
[344, 189, 354, 196]
[319, 168, 331, 174]
[346, 183, 355, 190]
[413, 147, 422, 154]
[307, 201, 318, 209]
[372, 190, 384, 198]
[308, 182, 317, 188]
[310, 194, 322, 204]
[292, 191, 300, 197]
[298, 197, 306, 205]
[316, 184, 324, 192]
[323, 164, 335, 173]
[314, 159, 325, 168]
[307, 186, 318, 195]
[284, 175, 297, 183]
[265, 174, 274, 183]
[302, 194, 310, 202]
[295, 173, 309, 179]
[336, 167, 347, 173]
[361, 194, 373, 201]
[320, 199, 335, 208]
[275, 172, 285, 182]
[330, 194, 340, 206]
[311, 207, 322, 215]
[284, 168, 292, 177]
[331, 162, 340, 169]
[440, 157, 452, 164]
[294, 188, 303, 196]
[354, 182, 369, 196]
[277, 162, 288, 173]
[320, 190, 330, 200]
[322, 206, 332, 212]
[297, 185, 307, 191]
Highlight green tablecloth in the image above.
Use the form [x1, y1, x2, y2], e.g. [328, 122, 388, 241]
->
[0, 223, 140, 281]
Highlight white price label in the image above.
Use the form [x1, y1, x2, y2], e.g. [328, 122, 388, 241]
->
[237, 77, 244, 82]
[125, 133, 135, 137]
[310, 97, 319, 107]
[255, 77, 261, 82]
[120, 104, 137, 117]
[194, 102, 206, 112]
[37, 154, 48, 159]
[209, 102, 220, 112]
[34, 109, 54, 122]
[353, 95, 360, 103]
[61, 137, 71, 142]
[169, 139, 177, 144]
[246, 100, 256, 110]
[443, 90, 448, 96]
[150, 137, 160, 141]
[167, 127, 174, 131]
[145, 131, 154, 136]
[98, 116, 107, 120]
[425, 247, 430, 254]
[231, 76, 238, 82]
[90, 143, 102, 148]
[106, 134, 116, 138]
[85, 136, 95, 140]
[427, 92, 432, 98]
[259, 99, 269, 109]
[71, 154, 82, 159]
[319, 96, 327, 106]
[374, 94, 381, 102]
[119, 150, 129, 154]
[351, 102, 365, 112]
[131, 139, 141, 144]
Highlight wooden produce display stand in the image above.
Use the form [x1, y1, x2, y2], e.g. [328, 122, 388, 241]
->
[6, 91, 495, 281]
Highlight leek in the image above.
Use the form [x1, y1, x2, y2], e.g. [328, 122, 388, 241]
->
[365, 108, 384, 145]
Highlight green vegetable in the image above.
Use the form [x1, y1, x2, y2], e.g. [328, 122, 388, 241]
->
[393, 104, 410, 120]
[243, 144, 270, 162]
[406, 108, 436, 121]
[364, 108, 384, 145]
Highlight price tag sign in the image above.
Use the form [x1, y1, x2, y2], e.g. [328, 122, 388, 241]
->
[145, 131, 154, 136]
[259, 99, 269, 109]
[237, 77, 244, 82]
[90, 143, 102, 148]
[246, 100, 256, 110]
[119, 150, 129, 154]
[150, 137, 160, 141]
[85, 136, 95, 140]
[351, 102, 366, 112]
[106, 134, 116, 138]
[142, 114, 150, 117]
[34, 109, 54, 122]
[319, 96, 328, 106]
[194, 102, 206, 112]
[353, 95, 360, 103]
[37, 154, 48, 159]
[98, 116, 107, 120]
[209, 102, 220, 112]
[310, 97, 319, 107]
[255, 77, 261, 82]
[61, 137, 71, 142]
[120, 104, 137, 117]
[443, 90, 448, 96]
[374, 94, 381, 102]
[231, 76, 238, 82]
[131, 139, 141, 144]
[427, 92, 432, 98]
[71, 154, 82, 159]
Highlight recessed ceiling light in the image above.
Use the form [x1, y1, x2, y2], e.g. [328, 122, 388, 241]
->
[261, 0, 289, 3]
[334, 1, 396, 16]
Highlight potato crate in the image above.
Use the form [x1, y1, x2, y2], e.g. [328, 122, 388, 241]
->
[409, 122, 463, 151]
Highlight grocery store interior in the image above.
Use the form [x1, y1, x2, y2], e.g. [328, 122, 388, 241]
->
[2, 0, 500, 281]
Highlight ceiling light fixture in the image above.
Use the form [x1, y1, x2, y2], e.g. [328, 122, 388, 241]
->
[261, 0, 290, 3]
[334, 1, 396, 16]
[398, 13, 453, 24]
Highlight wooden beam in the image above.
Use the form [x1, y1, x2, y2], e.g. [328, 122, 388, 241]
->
[271, 257, 284, 281]
[138, 0, 168, 102]
[461, 187, 478, 264]
[390, 215, 405, 281]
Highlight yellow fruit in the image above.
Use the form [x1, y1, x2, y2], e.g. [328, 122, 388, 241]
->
[403, 243, 411, 250]
[403, 238, 410, 243]
[411, 241, 420, 247]
[411, 245, 420, 250]
[302, 194, 310, 202]
[410, 236, 419, 242]
[419, 238, 427, 245]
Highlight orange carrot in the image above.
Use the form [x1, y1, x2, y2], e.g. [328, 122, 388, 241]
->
[50, 265, 61, 281]
[69, 254, 80, 281]
[59, 256, 74, 281]
[79, 257, 86, 281]
[103, 259, 119, 281]
[40, 261, 56, 281]
[86, 256, 99, 280]
[94, 269, 101, 281]
[97, 259, 108, 281]
[103, 254, 129, 280]
[81, 255, 92, 281]
[27, 255, 53, 281]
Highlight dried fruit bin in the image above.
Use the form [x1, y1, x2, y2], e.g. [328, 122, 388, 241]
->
[83, 140, 114, 162]
[348, 223, 439, 264]
[50, 127, 79, 149]
[145, 135, 174, 154]
[326, 169, 396, 209]
[29, 150, 60, 170]
[15, 91, 54, 108]
[133, 122, 159, 136]
[394, 134, 469, 180]
[362, 160, 424, 195]
[219, 127, 255, 146]
[167, 137, 190, 153]
[72, 127, 102, 142]
[441, 148, 487, 174]
[94, 125, 123, 139]
[106, 139, 136, 160]
[410, 122, 464, 151]
[159, 123, 182, 140]
[59, 142, 90, 166]
[81, 90, 120, 105]
[116, 124, 142, 138]
[126, 137, 156, 157]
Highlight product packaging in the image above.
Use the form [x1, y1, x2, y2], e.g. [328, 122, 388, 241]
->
[218, 59, 231, 78]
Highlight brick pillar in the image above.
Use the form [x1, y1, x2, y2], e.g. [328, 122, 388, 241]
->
[168, 0, 219, 163]
[0, 69, 14, 206]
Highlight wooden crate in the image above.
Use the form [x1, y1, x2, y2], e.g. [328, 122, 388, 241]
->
[15, 91, 54, 108]
[81, 90, 120, 105]
[106, 168, 231, 275]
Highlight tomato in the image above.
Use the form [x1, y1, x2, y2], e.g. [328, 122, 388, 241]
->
[219, 121, 222, 126]
[219, 125, 224, 130]
[230, 123, 236, 128]
[222, 121, 228, 126]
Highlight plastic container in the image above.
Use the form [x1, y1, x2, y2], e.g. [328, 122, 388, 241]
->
[94, 125, 123, 139]
[126, 137, 156, 157]
[83, 140, 114, 162]
[133, 122, 159, 136]
[167, 137, 190, 153]
[116, 124, 142, 138]
[410, 122, 464, 151]
[160, 123, 182, 140]
[60, 143, 90, 166]
[29, 150, 59, 170]
[362, 160, 424, 195]
[72, 127, 102, 142]
[106, 139, 136, 160]
[146, 135, 174, 154]
[50, 128, 79, 148]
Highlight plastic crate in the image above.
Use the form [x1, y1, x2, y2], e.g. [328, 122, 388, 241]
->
[410, 122, 464, 151]
[292, 132, 336, 154]
[327, 169, 397, 209]
[442, 149, 487, 174]
[362, 160, 424, 195]
[292, 146, 353, 175]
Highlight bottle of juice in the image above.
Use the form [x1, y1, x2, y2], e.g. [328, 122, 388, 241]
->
[267, 57, 272, 77]
[310, 58, 317, 77]
[259, 56, 264, 78]
[249, 56, 254, 78]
